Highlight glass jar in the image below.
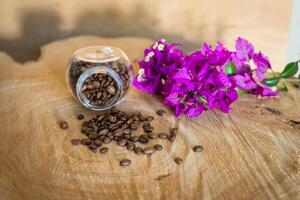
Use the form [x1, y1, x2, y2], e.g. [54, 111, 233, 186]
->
[66, 46, 133, 111]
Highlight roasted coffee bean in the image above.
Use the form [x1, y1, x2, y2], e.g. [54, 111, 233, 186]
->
[156, 109, 166, 116]
[127, 143, 135, 151]
[126, 118, 134, 124]
[147, 132, 156, 139]
[134, 147, 143, 155]
[143, 126, 154, 133]
[71, 139, 81, 145]
[154, 144, 162, 151]
[88, 133, 98, 140]
[120, 159, 131, 167]
[107, 85, 116, 95]
[60, 121, 68, 129]
[139, 115, 146, 121]
[113, 128, 123, 136]
[170, 127, 178, 135]
[123, 133, 131, 140]
[143, 147, 156, 155]
[168, 134, 176, 142]
[99, 147, 109, 154]
[89, 144, 98, 152]
[145, 116, 154, 122]
[158, 133, 168, 139]
[81, 138, 92, 145]
[99, 129, 109, 135]
[77, 114, 84, 120]
[93, 139, 102, 147]
[130, 122, 139, 130]
[117, 139, 128, 146]
[139, 135, 149, 144]
[174, 157, 183, 165]
[131, 135, 140, 142]
[121, 124, 129, 129]
[123, 128, 131, 134]
[193, 145, 203, 152]
[108, 115, 117, 123]
[103, 137, 112, 144]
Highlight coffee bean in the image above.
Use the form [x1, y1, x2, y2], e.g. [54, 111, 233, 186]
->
[144, 126, 154, 133]
[174, 157, 183, 165]
[60, 121, 68, 129]
[156, 109, 166, 116]
[154, 144, 162, 151]
[170, 127, 178, 135]
[81, 138, 92, 145]
[143, 147, 156, 155]
[88, 133, 98, 140]
[108, 115, 117, 123]
[130, 121, 139, 130]
[113, 128, 123, 136]
[168, 134, 176, 142]
[99, 147, 109, 154]
[93, 139, 102, 147]
[193, 145, 203, 152]
[132, 111, 141, 117]
[123, 133, 131, 140]
[145, 116, 154, 122]
[77, 114, 84, 120]
[134, 147, 143, 155]
[127, 143, 135, 151]
[103, 137, 112, 144]
[131, 135, 140, 142]
[139, 135, 149, 144]
[71, 139, 80, 145]
[107, 85, 117, 95]
[99, 129, 109, 135]
[123, 128, 131, 134]
[117, 139, 128, 146]
[147, 132, 156, 139]
[158, 133, 168, 139]
[89, 144, 98, 152]
[120, 159, 131, 167]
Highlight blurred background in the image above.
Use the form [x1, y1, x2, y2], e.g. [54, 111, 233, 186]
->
[0, 0, 298, 71]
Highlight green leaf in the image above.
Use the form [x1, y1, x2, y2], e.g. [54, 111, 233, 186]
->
[280, 62, 299, 78]
[198, 95, 208, 105]
[263, 77, 281, 87]
[224, 62, 237, 76]
[235, 88, 248, 94]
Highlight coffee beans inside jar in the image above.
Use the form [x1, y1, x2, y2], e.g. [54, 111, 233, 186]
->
[66, 46, 132, 110]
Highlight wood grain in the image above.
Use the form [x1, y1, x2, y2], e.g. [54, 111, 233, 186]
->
[0, 36, 299, 200]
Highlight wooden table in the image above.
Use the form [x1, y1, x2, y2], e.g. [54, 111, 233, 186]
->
[0, 36, 299, 200]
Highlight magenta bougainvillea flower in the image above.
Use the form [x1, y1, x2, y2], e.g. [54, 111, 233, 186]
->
[133, 37, 278, 118]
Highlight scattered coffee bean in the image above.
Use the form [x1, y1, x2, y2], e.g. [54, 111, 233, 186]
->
[120, 159, 131, 167]
[93, 139, 102, 147]
[156, 109, 166, 116]
[158, 133, 168, 139]
[131, 135, 140, 142]
[143, 147, 156, 155]
[81, 138, 92, 145]
[127, 143, 135, 151]
[71, 139, 81, 145]
[88, 132, 98, 140]
[170, 127, 178, 135]
[193, 145, 203, 152]
[99, 147, 109, 154]
[174, 157, 183, 165]
[77, 114, 84, 120]
[168, 134, 176, 142]
[145, 116, 154, 122]
[139, 135, 149, 144]
[60, 121, 68, 129]
[134, 147, 143, 155]
[89, 144, 98, 152]
[117, 139, 128, 146]
[154, 144, 162, 151]
[147, 132, 156, 139]
[103, 137, 112, 144]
